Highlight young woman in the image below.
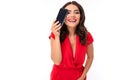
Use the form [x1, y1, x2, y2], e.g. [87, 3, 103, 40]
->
[49, 1, 94, 80]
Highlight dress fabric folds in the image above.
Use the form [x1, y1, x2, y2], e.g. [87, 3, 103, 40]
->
[49, 32, 93, 80]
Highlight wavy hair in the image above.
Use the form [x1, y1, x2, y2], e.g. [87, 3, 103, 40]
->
[60, 1, 88, 45]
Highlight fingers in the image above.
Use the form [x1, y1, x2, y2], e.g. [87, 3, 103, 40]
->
[51, 20, 62, 32]
[56, 24, 61, 31]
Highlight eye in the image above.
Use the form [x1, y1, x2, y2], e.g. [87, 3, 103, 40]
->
[74, 11, 80, 14]
[67, 11, 71, 14]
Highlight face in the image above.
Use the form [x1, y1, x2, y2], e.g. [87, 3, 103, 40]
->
[65, 4, 80, 28]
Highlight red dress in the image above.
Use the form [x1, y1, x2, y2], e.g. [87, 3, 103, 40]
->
[49, 32, 94, 80]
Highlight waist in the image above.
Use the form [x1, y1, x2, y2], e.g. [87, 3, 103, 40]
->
[53, 64, 84, 72]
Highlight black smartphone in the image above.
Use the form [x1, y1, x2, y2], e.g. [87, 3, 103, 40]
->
[56, 8, 68, 26]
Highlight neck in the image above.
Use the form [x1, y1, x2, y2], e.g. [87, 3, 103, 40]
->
[68, 27, 76, 36]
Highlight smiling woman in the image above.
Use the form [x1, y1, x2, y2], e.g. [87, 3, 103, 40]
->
[49, 1, 94, 80]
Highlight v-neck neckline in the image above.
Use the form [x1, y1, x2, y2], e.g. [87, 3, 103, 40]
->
[67, 35, 77, 61]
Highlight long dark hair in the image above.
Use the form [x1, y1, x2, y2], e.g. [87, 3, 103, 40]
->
[60, 1, 88, 45]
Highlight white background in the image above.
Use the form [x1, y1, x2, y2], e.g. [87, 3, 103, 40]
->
[0, 0, 120, 80]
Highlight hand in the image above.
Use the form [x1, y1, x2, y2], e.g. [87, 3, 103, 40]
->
[77, 78, 84, 80]
[77, 76, 85, 80]
[51, 20, 62, 37]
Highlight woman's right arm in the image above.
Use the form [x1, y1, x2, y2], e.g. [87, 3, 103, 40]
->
[50, 21, 62, 65]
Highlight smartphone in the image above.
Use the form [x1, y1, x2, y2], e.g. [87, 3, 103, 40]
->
[56, 8, 68, 26]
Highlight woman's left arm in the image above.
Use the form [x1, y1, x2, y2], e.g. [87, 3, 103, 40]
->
[78, 43, 94, 80]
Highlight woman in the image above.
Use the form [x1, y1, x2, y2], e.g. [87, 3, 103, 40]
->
[49, 1, 94, 80]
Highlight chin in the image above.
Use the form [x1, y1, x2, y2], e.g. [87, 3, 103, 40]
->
[67, 25, 77, 28]
[67, 23, 78, 27]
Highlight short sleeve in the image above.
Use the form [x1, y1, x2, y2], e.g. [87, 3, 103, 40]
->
[49, 32, 55, 40]
[86, 32, 94, 46]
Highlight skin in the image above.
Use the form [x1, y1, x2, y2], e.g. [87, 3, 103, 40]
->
[50, 20, 62, 65]
[50, 4, 94, 80]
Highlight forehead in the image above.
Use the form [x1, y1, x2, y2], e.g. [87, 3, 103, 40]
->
[65, 4, 79, 10]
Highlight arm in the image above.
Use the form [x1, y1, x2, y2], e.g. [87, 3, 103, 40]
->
[50, 20, 62, 65]
[50, 36, 62, 65]
[78, 43, 94, 80]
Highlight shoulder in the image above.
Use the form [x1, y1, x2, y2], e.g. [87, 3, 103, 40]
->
[86, 32, 94, 45]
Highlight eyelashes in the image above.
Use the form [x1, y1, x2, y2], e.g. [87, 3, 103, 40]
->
[75, 11, 80, 14]
[67, 11, 80, 14]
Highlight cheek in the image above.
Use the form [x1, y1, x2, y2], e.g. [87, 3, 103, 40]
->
[64, 17, 68, 23]
[77, 15, 80, 20]
[64, 20, 68, 25]
[77, 16, 80, 22]
[65, 15, 69, 20]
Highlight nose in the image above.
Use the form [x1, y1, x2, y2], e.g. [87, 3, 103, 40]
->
[70, 12, 75, 17]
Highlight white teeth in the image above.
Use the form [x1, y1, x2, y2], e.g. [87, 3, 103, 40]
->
[68, 20, 76, 22]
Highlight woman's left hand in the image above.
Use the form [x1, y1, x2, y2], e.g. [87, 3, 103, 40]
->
[77, 76, 85, 80]
[77, 78, 84, 80]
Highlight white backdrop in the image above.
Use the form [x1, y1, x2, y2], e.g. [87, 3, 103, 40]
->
[0, 0, 120, 80]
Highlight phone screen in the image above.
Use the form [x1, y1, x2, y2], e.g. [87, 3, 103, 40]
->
[56, 8, 68, 26]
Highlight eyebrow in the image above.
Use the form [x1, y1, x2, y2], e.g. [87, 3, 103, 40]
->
[68, 9, 79, 12]
[74, 10, 79, 11]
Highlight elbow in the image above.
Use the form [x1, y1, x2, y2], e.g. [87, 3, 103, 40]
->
[51, 57, 62, 65]
[51, 51, 62, 65]
[54, 61, 61, 65]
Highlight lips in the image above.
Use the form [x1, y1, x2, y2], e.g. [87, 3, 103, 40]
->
[67, 18, 77, 23]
